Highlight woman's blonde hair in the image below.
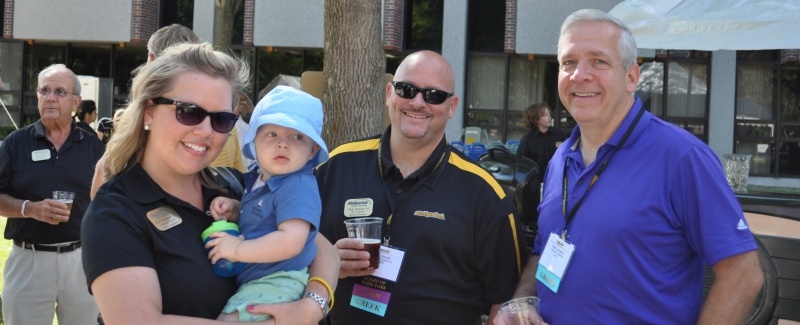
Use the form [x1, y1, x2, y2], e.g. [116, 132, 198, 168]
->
[103, 42, 250, 188]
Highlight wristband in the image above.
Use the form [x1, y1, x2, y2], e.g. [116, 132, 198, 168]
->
[21, 200, 30, 218]
[308, 276, 335, 310]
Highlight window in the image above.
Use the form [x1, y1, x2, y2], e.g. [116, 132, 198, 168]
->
[467, 0, 503, 52]
[0, 41, 24, 130]
[70, 44, 112, 78]
[735, 50, 800, 177]
[636, 51, 710, 141]
[113, 45, 148, 110]
[465, 55, 559, 143]
[404, 0, 443, 52]
[254, 49, 323, 100]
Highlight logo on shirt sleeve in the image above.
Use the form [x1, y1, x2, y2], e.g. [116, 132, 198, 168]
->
[736, 219, 749, 231]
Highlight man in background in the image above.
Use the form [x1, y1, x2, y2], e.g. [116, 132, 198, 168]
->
[0, 64, 104, 325]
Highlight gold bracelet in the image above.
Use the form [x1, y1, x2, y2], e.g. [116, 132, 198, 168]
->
[308, 276, 334, 310]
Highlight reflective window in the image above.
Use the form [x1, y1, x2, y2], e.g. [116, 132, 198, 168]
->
[735, 50, 800, 177]
[465, 54, 562, 143]
[636, 51, 710, 141]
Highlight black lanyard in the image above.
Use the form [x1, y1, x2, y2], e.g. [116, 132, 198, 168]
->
[560, 107, 645, 240]
[377, 142, 446, 245]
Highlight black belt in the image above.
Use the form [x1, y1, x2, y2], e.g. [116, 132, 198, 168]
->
[13, 240, 81, 253]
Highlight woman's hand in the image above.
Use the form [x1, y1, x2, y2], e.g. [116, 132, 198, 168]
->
[247, 296, 323, 325]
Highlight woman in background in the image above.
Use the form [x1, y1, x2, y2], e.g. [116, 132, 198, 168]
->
[518, 103, 566, 178]
[75, 99, 100, 138]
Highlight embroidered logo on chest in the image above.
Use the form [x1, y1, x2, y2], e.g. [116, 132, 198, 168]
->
[413, 210, 445, 221]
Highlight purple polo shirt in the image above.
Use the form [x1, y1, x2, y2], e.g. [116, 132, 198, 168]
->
[533, 98, 756, 324]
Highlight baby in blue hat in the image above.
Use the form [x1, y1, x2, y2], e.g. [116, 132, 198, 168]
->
[205, 86, 328, 321]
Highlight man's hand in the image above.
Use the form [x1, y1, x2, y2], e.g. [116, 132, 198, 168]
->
[28, 199, 69, 225]
[334, 238, 376, 278]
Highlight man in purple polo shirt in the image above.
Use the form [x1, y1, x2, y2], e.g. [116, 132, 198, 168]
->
[497, 9, 763, 325]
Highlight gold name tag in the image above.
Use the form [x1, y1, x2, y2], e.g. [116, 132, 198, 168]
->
[146, 206, 183, 231]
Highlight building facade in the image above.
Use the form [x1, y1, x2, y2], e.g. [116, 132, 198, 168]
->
[0, 0, 798, 187]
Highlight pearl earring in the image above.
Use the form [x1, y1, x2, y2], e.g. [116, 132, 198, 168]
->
[144, 123, 150, 131]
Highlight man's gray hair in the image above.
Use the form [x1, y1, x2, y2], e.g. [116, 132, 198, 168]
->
[147, 24, 201, 58]
[558, 9, 638, 70]
[38, 64, 81, 95]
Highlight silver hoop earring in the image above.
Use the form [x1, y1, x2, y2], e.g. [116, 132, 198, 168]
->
[144, 123, 150, 131]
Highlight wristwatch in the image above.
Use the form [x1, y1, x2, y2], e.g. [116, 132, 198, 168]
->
[304, 291, 330, 317]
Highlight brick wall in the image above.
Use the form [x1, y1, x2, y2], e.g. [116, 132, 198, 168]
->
[383, 0, 404, 54]
[131, 0, 160, 44]
[504, 0, 516, 54]
[243, 0, 254, 46]
[3, 0, 13, 39]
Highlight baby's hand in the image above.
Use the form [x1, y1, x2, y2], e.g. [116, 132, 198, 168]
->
[205, 232, 245, 264]
[210, 196, 240, 221]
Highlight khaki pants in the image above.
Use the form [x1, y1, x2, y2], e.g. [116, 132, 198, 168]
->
[2, 245, 99, 325]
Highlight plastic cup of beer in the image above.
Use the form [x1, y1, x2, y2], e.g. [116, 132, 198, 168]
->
[499, 296, 542, 325]
[343, 217, 382, 269]
[52, 191, 75, 212]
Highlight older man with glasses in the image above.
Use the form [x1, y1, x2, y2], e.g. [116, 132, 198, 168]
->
[0, 64, 104, 325]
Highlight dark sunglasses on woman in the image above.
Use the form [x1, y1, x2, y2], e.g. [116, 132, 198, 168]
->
[392, 81, 454, 105]
[151, 97, 238, 133]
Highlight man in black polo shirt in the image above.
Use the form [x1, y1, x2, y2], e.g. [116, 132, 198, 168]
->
[316, 50, 524, 324]
[0, 64, 103, 325]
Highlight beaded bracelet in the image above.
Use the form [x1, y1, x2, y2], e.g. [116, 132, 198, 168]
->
[308, 276, 334, 310]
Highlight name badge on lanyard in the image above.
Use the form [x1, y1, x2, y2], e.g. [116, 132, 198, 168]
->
[536, 233, 575, 293]
[350, 245, 405, 317]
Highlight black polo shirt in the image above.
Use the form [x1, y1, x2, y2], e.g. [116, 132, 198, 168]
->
[82, 164, 241, 319]
[76, 122, 98, 137]
[518, 127, 567, 178]
[316, 129, 524, 325]
[0, 120, 104, 244]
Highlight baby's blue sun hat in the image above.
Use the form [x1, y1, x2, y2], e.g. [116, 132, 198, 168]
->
[243, 85, 328, 166]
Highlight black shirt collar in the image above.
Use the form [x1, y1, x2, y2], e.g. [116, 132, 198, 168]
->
[33, 120, 88, 143]
[378, 127, 449, 186]
[114, 163, 221, 211]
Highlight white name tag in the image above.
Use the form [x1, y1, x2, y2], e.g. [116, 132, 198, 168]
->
[372, 246, 405, 282]
[536, 233, 575, 293]
[31, 149, 51, 161]
[344, 198, 374, 217]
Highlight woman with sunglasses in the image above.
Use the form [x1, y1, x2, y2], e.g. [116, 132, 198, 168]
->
[81, 42, 337, 325]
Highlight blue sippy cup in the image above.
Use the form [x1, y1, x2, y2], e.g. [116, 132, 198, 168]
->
[201, 220, 245, 277]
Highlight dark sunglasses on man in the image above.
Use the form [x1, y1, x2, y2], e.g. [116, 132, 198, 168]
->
[151, 97, 238, 133]
[392, 81, 454, 105]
